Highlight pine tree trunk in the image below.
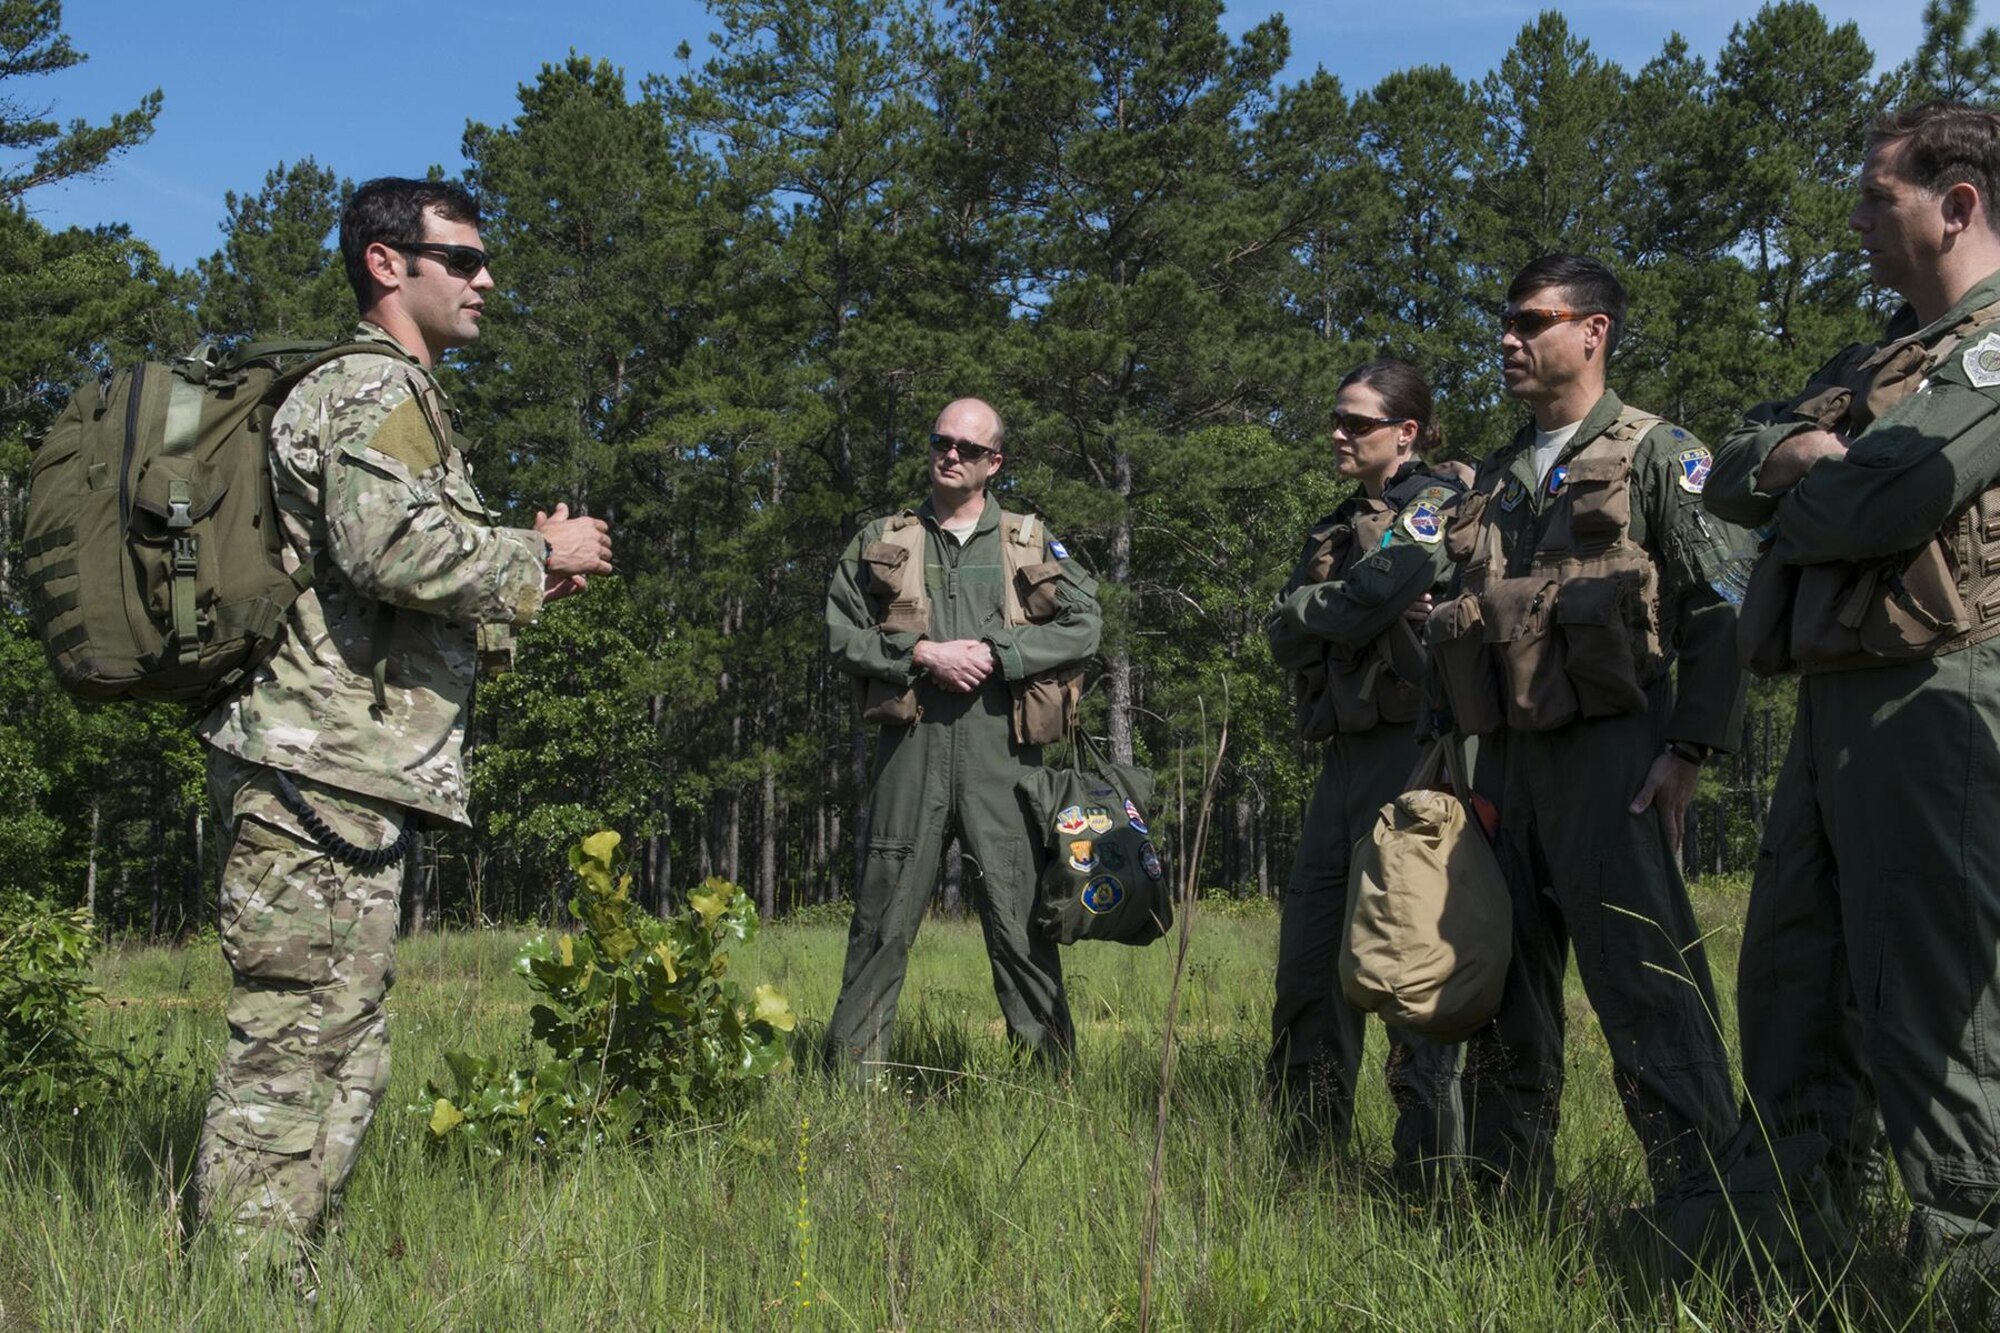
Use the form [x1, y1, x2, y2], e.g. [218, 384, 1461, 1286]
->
[1108, 447, 1135, 764]
[84, 798, 100, 918]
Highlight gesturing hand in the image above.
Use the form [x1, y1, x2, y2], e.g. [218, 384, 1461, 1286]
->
[536, 502, 613, 602]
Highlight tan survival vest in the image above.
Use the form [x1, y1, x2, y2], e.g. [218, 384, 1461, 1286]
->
[1426, 406, 1667, 735]
[1737, 298, 2000, 676]
[1292, 498, 1426, 740]
[854, 509, 1083, 745]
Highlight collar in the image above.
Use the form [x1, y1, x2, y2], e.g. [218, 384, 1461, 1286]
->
[1502, 388, 1623, 460]
[355, 320, 430, 366]
[916, 495, 1000, 535]
[1906, 265, 2000, 346]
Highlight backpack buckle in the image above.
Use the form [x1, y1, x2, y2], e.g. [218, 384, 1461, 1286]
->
[172, 536, 198, 574]
[168, 500, 194, 529]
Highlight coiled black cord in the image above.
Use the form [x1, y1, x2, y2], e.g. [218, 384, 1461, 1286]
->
[272, 771, 413, 870]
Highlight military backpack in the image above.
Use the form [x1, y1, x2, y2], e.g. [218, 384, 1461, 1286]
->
[21, 337, 414, 706]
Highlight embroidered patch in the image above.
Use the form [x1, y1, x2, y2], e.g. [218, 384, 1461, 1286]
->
[1067, 837, 1099, 873]
[1086, 783, 1115, 798]
[1499, 480, 1526, 512]
[1084, 807, 1115, 834]
[1670, 427, 1689, 441]
[1546, 464, 1568, 495]
[1125, 799, 1149, 834]
[1140, 841, 1163, 881]
[1081, 874, 1125, 915]
[1048, 537, 1070, 559]
[1965, 331, 2000, 388]
[1098, 842, 1128, 872]
[1675, 446, 1712, 494]
[1056, 806, 1087, 836]
[1398, 484, 1453, 544]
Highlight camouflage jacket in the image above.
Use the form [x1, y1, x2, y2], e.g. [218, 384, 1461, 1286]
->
[199, 323, 545, 824]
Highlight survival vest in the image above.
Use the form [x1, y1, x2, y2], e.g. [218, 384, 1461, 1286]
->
[1427, 406, 1667, 735]
[21, 338, 423, 707]
[1737, 298, 2000, 676]
[1290, 471, 1442, 741]
[853, 509, 1083, 745]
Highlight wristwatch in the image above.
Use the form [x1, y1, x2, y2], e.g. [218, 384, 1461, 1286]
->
[1665, 739, 1710, 766]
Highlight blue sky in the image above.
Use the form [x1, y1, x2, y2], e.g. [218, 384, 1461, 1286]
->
[28, 1, 1924, 270]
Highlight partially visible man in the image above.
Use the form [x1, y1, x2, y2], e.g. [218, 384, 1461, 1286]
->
[195, 178, 612, 1271]
[1431, 254, 1748, 1202]
[824, 398, 1100, 1080]
[1706, 101, 2000, 1285]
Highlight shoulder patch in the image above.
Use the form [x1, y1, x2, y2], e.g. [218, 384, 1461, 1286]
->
[361, 397, 444, 475]
[1399, 484, 1452, 544]
[1047, 537, 1069, 559]
[1963, 331, 2000, 388]
[1674, 445, 1712, 494]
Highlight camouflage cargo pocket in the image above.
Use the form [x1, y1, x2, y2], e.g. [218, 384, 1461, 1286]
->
[217, 816, 336, 987]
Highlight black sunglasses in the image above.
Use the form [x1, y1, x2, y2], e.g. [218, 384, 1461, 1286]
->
[393, 242, 491, 280]
[929, 432, 998, 463]
[1331, 411, 1410, 438]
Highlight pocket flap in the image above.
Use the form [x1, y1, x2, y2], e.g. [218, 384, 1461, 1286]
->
[1555, 577, 1624, 626]
[862, 540, 910, 573]
[1481, 577, 1559, 644]
[1017, 559, 1065, 589]
[1564, 456, 1627, 485]
[131, 458, 227, 527]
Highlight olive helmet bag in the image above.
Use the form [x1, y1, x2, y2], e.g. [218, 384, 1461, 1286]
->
[21, 338, 408, 706]
[1339, 735, 1510, 1041]
[1019, 739, 1170, 947]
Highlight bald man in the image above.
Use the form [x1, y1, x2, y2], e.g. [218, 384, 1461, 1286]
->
[823, 398, 1102, 1080]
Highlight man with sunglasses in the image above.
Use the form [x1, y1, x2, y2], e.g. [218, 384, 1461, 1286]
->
[1431, 253, 1748, 1205]
[194, 177, 612, 1276]
[1705, 101, 2000, 1292]
[823, 397, 1101, 1083]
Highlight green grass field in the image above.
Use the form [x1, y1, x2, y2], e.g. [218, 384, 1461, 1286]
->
[0, 877, 1970, 1331]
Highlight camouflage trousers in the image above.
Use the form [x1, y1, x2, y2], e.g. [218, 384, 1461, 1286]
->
[197, 750, 408, 1265]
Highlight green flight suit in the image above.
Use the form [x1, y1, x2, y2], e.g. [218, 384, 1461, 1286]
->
[1447, 390, 1748, 1201]
[1266, 465, 1465, 1171]
[1706, 270, 2000, 1273]
[824, 498, 1102, 1078]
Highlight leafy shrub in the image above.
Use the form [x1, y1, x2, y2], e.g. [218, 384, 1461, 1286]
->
[0, 892, 125, 1113]
[426, 831, 795, 1149]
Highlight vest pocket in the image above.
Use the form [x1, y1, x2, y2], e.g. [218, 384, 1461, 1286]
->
[1861, 541, 1968, 657]
[860, 540, 910, 597]
[1557, 577, 1648, 717]
[1013, 664, 1081, 745]
[1735, 550, 1798, 676]
[1294, 658, 1341, 742]
[1014, 559, 1067, 621]
[1444, 492, 1487, 565]
[1426, 593, 1505, 736]
[855, 676, 920, 726]
[1559, 456, 1630, 545]
[1483, 576, 1577, 732]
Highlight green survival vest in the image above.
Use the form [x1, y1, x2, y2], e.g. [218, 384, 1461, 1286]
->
[21, 337, 415, 707]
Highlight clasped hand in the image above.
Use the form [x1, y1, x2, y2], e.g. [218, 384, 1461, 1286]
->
[915, 638, 997, 693]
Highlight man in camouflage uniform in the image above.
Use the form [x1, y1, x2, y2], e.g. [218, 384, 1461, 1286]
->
[824, 398, 1101, 1080]
[1433, 254, 1748, 1203]
[194, 178, 613, 1269]
[1707, 102, 2000, 1288]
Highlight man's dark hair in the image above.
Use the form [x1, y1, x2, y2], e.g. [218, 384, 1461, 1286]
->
[1340, 358, 1437, 454]
[1507, 253, 1629, 357]
[339, 177, 482, 312]
[1870, 101, 2000, 232]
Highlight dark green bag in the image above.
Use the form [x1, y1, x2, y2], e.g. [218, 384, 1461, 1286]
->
[1020, 743, 1171, 946]
[22, 338, 409, 706]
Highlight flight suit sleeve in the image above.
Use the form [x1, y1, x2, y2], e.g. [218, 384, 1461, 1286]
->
[322, 387, 546, 627]
[825, 523, 924, 686]
[1271, 485, 1454, 651]
[1704, 407, 1815, 529]
[1266, 526, 1328, 675]
[988, 537, 1101, 681]
[1773, 373, 2000, 564]
[1639, 425, 1748, 754]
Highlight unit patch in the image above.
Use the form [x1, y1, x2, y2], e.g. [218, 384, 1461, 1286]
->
[1084, 807, 1116, 834]
[1125, 799, 1149, 834]
[1546, 464, 1568, 495]
[1068, 839, 1099, 873]
[1399, 485, 1452, 545]
[1048, 537, 1071, 559]
[1097, 842, 1128, 873]
[1675, 446, 1712, 494]
[1081, 874, 1125, 915]
[1965, 331, 2000, 388]
[1499, 480, 1526, 512]
[1056, 805, 1087, 836]
[1140, 841, 1164, 881]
